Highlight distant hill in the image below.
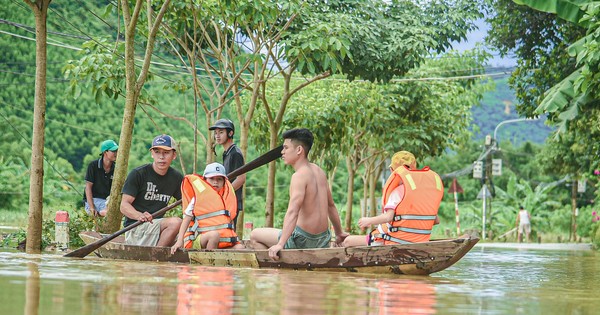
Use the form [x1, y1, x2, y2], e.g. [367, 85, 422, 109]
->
[471, 76, 552, 145]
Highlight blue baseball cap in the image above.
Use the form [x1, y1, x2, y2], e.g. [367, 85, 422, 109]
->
[150, 134, 176, 151]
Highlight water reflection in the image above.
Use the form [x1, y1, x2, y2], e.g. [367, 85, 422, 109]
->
[176, 266, 234, 314]
[25, 260, 40, 315]
[106, 262, 179, 314]
[0, 248, 599, 314]
[374, 279, 436, 314]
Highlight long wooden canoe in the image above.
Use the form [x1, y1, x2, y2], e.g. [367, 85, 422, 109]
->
[78, 231, 478, 275]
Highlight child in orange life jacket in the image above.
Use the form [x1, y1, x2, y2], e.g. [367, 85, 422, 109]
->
[342, 151, 440, 247]
[170, 163, 245, 254]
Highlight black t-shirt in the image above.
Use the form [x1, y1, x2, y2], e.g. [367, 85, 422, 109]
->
[83, 158, 114, 201]
[122, 164, 183, 227]
[223, 144, 245, 210]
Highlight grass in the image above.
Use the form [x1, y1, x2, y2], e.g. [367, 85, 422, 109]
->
[0, 203, 78, 228]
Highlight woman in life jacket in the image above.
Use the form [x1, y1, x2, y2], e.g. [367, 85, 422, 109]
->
[343, 151, 442, 247]
[170, 163, 245, 254]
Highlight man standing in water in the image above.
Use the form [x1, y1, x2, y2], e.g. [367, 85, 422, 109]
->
[250, 128, 348, 259]
[516, 206, 531, 243]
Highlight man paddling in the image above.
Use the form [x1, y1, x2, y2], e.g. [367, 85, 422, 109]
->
[120, 135, 183, 247]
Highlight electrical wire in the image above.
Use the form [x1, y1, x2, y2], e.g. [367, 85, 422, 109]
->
[0, 108, 83, 196]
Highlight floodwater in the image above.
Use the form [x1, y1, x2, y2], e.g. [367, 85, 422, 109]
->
[0, 247, 598, 314]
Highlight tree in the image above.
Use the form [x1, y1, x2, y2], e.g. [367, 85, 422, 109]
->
[162, 1, 303, 168]
[102, 0, 172, 232]
[250, 45, 491, 231]
[23, 0, 52, 254]
[490, 0, 600, 240]
[252, 0, 483, 227]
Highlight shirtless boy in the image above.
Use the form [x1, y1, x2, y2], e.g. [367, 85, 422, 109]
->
[250, 128, 348, 260]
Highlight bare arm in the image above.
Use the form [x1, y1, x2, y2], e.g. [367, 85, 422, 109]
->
[277, 173, 305, 247]
[268, 173, 305, 259]
[231, 174, 246, 191]
[120, 194, 153, 222]
[84, 181, 96, 215]
[327, 187, 348, 244]
[358, 210, 395, 228]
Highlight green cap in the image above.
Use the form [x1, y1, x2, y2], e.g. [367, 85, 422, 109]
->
[99, 140, 118, 155]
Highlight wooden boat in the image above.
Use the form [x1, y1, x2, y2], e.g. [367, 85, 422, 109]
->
[78, 231, 478, 275]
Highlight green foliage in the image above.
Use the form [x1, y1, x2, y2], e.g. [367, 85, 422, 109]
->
[63, 38, 130, 103]
[0, 209, 97, 250]
[286, 0, 483, 82]
[1, 0, 596, 241]
[0, 229, 26, 249]
[592, 215, 600, 247]
[0, 157, 29, 210]
[489, 0, 599, 186]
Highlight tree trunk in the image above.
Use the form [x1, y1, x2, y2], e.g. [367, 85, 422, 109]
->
[368, 168, 377, 217]
[361, 174, 368, 233]
[344, 157, 355, 232]
[25, 0, 52, 254]
[264, 131, 279, 227]
[104, 0, 171, 232]
[103, 25, 140, 232]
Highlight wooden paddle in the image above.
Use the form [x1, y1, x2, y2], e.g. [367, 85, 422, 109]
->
[64, 145, 283, 258]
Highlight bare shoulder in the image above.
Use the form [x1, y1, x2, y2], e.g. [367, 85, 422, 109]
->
[309, 163, 327, 178]
[290, 167, 309, 183]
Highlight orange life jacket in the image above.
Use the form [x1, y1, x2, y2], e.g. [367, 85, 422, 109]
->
[181, 174, 239, 249]
[373, 165, 443, 244]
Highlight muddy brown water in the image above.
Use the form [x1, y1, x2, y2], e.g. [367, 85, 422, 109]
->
[0, 246, 598, 314]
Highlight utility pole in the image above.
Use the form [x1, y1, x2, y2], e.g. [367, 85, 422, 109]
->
[570, 179, 578, 241]
[485, 135, 494, 240]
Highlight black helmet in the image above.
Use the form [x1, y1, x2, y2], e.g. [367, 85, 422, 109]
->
[209, 118, 235, 133]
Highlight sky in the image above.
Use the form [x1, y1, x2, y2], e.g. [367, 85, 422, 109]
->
[452, 18, 517, 68]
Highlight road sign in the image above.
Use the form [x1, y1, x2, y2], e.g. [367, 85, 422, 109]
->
[492, 159, 502, 176]
[477, 185, 492, 199]
[473, 161, 483, 179]
[448, 178, 464, 193]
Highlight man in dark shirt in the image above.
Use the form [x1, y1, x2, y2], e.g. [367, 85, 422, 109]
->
[120, 134, 184, 246]
[83, 139, 118, 216]
[209, 119, 246, 226]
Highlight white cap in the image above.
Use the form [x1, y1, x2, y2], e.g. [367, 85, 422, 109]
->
[203, 162, 228, 179]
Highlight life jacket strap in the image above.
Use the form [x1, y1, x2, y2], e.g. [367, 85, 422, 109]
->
[184, 233, 196, 243]
[382, 234, 414, 244]
[219, 237, 239, 244]
[389, 226, 432, 234]
[197, 223, 235, 233]
[393, 214, 437, 221]
[193, 210, 230, 221]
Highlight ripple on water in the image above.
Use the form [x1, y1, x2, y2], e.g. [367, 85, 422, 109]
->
[1, 247, 599, 315]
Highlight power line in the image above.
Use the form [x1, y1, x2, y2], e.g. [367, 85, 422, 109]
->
[0, 18, 88, 39]
[1, 15, 517, 83]
[0, 108, 83, 196]
[0, 30, 82, 51]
